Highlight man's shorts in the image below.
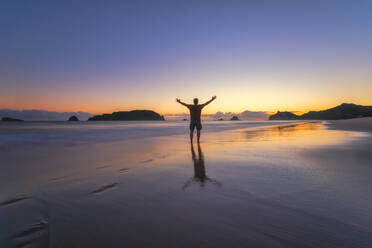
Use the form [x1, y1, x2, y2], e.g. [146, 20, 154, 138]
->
[189, 121, 202, 131]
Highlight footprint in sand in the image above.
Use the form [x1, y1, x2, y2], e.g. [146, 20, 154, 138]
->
[50, 175, 68, 181]
[96, 164, 112, 169]
[90, 183, 118, 194]
[11, 220, 49, 248]
[139, 159, 153, 164]
[0, 196, 29, 207]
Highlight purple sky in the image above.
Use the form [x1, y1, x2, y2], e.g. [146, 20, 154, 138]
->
[1, 0, 371, 115]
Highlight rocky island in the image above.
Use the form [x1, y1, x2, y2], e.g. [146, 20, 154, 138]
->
[269, 103, 372, 120]
[269, 111, 299, 120]
[1, 117, 24, 122]
[68, 115, 79, 121]
[231, 116, 240, 121]
[88, 110, 164, 121]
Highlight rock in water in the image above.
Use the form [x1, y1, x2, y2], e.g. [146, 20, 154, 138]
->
[231, 116, 240, 121]
[68, 115, 79, 121]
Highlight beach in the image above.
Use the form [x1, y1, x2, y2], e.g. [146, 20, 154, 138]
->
[326, 117, 372, 132]
[1, 119, 371, 248]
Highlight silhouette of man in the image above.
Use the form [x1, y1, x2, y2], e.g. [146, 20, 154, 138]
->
[176, 96, 216, 143]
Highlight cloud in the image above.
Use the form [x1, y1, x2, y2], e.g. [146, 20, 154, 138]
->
[0, 109, 92, 121]
[165, 110, 270, 120]
[239, 110, 269, 119]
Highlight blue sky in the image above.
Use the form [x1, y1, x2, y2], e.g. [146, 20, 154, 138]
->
[1, 0, 371, 115]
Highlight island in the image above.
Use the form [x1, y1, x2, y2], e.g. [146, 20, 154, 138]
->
[1, 117, 24, 122]
[269, 111, 299, 120]
[68, 115, 79, 121]
[269, 103, 372, 120]
[218, 118, 224, 121]
[231, 116, 240, 121]
[88, 110, 164, 121]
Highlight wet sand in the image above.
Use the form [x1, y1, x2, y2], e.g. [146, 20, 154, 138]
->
[1, 120, 371, 248]
[326, 117, 372, 132]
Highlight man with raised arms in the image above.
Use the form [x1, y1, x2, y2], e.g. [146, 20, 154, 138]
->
[176, 96, 217, 143]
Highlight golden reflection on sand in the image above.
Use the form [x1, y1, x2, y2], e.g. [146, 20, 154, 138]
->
[123, 121, 367, 172]
[178, 121, 368, 171]
[201, 122, 366, 149]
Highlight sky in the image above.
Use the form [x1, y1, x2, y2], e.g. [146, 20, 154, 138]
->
[1, 0, 371, 117]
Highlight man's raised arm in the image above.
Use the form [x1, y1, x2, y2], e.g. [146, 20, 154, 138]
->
[201, 96, 217, 107]
[176, 98, 189, 107]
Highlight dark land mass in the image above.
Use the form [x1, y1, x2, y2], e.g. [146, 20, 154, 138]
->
[68, 115, 79, 121]
[1, 117, 24, 122]
[88, 110, 164, 121]
[269, 111, 300, 120]
[231, 116, 240, 121]
[269, 103, 372, 120]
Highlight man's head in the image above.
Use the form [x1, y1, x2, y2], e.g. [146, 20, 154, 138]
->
[193, 98, 199, 105]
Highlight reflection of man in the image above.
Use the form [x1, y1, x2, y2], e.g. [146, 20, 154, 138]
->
[176, 96, 217, 143]
[191, 142, 207, 184]
[183, 143, 221, 189]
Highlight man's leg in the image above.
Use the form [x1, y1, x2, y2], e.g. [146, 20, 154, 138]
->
[189, 122, 196, 143]
[196, 122, 202, 143]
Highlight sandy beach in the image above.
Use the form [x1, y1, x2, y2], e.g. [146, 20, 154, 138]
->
[326, 117, 372, 132]
[1, 119, 371, 248]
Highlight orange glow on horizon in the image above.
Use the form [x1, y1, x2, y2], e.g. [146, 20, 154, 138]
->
[2, 99, 372, 117]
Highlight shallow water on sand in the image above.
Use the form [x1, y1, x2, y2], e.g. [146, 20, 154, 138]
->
[0, 121, 371, 248]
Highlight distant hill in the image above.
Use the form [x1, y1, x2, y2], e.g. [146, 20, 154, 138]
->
[269, 103, 372, 120]
[269, 111, 299, 120]
[68, 115, 79, 121]
[88, 110, 164, 121]
[1, 117, 24, 122]
[300, 103, 372, 120]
